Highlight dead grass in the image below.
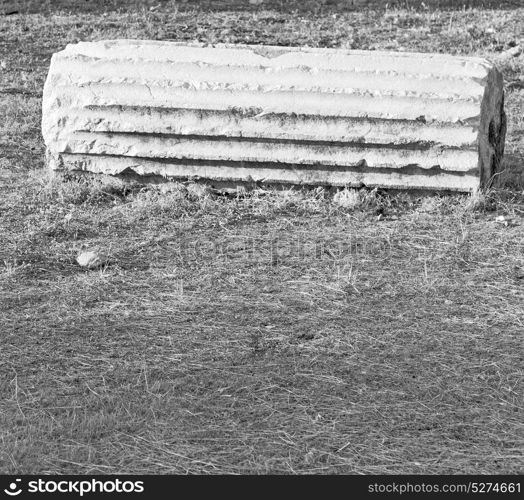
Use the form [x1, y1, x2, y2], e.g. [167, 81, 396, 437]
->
[0, 0, 523, 474]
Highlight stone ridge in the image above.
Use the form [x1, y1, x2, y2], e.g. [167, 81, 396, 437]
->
[42, 41, 506, 192]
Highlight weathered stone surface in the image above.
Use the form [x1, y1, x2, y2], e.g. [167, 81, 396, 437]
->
[42, 40, 506, 192]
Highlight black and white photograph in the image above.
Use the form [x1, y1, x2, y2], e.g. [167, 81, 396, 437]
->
[0, 0, 523, 486]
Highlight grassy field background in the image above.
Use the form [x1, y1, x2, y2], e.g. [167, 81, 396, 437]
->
[0, 0, 523, 474]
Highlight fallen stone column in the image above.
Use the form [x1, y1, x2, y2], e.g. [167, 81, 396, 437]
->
[42, 40, 506, 192]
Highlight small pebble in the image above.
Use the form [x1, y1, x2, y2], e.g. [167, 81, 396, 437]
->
[503, 46, 522, 58]
[77, 251, 105, 269]
[495, 215, 508, 226]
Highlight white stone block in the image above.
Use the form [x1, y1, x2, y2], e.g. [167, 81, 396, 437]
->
[42, 40, 506, 192]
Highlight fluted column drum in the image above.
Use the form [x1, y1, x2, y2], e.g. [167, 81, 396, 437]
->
[42, 40, 506, 192]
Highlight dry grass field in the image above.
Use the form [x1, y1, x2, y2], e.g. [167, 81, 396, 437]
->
[0, 0, 523, 474]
